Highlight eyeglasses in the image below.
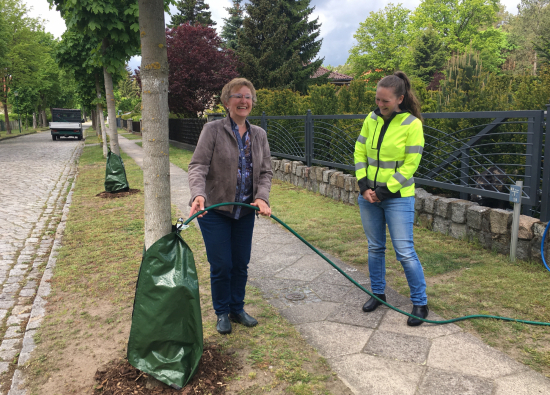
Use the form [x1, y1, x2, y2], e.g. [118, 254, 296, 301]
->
[229, 93, 254, 100]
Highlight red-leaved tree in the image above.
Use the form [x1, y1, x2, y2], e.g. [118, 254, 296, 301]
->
[166, 23, 239, 117]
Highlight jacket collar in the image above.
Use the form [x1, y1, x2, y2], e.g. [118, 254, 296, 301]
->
[222, 115, 256, 141]
[374, 107, 400, 124]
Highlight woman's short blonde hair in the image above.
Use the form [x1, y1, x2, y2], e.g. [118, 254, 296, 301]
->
[221, 78, 257, 107]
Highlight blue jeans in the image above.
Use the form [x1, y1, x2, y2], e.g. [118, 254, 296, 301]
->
[358, 195, 428, 305]
[198, 210, 255, 315]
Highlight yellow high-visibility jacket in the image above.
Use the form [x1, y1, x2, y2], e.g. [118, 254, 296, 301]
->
[354, 108, 424, 201]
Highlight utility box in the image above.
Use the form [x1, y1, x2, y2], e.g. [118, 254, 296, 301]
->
[50, 108, 83, 141]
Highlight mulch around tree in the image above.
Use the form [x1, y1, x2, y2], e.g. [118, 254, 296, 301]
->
[96, 189, 141, 199]
[93, 344, 237, 394]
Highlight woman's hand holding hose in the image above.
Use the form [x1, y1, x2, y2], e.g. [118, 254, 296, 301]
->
[189, 196, 207, 218]
[251, 198, 271, 216]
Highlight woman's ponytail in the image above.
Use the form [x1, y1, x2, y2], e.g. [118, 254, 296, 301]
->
[377, 71, 423, 122]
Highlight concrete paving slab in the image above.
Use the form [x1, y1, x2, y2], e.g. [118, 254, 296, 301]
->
[296, 321, 373, 358]
[308, 282, 352, 303]
[275, 254, 329, 281]
[330, 353, 425, 395]
[249, 251, 304, 277]
[343, 286, 410, 307]
[428, 332, 527, 379]
[248, 277, 307, 298]
[279, 301, 340, 324]
[250, 239, 314, 256]
[363, 330, 431, 364]
[313, 268, 362, 287]
[378, 306, 462, 339]
[494, 369, 550, 394]
[327, 302, 387, 329]
[261, 285, 322, 308]
[418, 367, 494, 394]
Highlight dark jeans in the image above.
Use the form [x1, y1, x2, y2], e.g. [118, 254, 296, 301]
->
[198, 210, 255, 315]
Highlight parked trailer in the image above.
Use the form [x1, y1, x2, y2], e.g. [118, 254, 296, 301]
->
[50, 108, 84, 140]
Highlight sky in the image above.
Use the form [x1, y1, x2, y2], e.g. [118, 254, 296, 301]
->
[28, 0, 522, 72]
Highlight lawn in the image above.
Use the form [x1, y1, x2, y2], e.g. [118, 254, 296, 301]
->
[0, 126, 46, 140]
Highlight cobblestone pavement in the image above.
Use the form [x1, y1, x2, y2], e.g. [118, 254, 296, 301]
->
[0, 131, 83, 394]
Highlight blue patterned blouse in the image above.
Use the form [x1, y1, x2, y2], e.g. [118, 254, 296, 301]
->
[216, 117, 254, 219]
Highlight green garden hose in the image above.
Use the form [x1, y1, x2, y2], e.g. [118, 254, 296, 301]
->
[183, 202, 550, 327]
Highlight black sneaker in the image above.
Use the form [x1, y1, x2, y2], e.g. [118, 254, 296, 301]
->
[407, 305, 429, 327]
[216, 313, 232, 334]
[229, 311, 258, 327]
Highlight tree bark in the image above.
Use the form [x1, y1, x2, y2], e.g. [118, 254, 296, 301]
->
[3, 101, 11, 134]
[91, 109, 96, 131]
[98, 107, 108, 158]
[33, 112, 37, 129]
[103, 54, 120, 155]
[1, 79, 11, 134]
[95, 73, 108, 157]
[139, 0, 172, 250]
[41, 110, 47, 127]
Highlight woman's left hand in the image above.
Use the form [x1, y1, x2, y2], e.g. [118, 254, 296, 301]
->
[251, 199, 271, 216]
[365, 189, 380, 203]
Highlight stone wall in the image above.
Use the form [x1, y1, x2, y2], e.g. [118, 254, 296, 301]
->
[270, 158, 550, 264]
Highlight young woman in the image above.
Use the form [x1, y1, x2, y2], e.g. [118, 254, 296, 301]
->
[354, 71, 428, 326]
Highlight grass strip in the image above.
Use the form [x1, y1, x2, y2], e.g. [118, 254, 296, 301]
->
[0, 127, 46, 140]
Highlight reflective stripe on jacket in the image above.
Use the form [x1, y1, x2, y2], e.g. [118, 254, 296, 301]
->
[354, 108, 424, 200]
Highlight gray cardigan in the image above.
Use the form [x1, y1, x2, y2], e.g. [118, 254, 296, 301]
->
[188, 117, 273, 213]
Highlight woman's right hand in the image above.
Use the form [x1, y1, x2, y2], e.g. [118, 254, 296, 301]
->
[363, 190, 380, 203]
[189, 196, 207, 218]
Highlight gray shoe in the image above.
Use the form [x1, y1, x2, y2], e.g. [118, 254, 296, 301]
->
[229, 311, 258, 327]
[216, 313, 232, 334]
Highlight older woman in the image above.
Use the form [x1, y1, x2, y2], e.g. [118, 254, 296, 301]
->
[188, 78, 273, 335]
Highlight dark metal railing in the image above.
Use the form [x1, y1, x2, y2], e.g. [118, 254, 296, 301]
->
[248, 110, 549, 221]
[168, 118, 207, 146]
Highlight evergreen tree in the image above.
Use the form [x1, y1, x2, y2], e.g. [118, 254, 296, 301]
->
[221, 0, 243, 50]
[411, 27, 447, 84]
[237, 0, 324, 93]
[168, 0, 216, 27]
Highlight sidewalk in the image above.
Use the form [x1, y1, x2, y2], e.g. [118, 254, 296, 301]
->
[119, 136, 550, 395]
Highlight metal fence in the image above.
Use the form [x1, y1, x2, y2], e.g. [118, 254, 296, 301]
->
[168, 118, 207, 146]
[0, 120, 20, 132]
[132, 120, 141, 134]
[248, 109, 550, 222]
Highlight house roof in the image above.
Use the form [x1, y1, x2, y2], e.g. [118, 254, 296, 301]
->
[310, 66, 353, 81]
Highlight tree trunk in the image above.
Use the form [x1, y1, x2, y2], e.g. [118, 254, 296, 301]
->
[139, 0, 172, 250]
[1, 79, 10, 134]
[41, 110, 47, 127]
[91, 109, 96, 131]
[3, 101, 11, 134]
[33, 112, 37, 129]
[95, 73, 108, 157]
[103, 59, 120, 156]
[99, 106, 108, 158]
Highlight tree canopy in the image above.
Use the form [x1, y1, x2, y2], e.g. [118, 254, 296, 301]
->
[237, 0, 324, 93]
[347, 3, 411, 77]
[168, 0, 216, 28]
[165, 23, 239, 117]
[220, 0, 243, 51]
